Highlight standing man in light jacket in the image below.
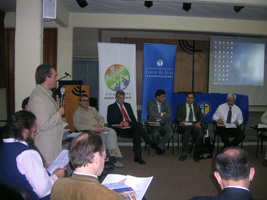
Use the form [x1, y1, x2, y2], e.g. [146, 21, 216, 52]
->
[28, 64, 64, 165]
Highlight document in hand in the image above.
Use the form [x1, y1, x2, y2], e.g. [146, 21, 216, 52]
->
[47, 150, 69, 174]
[258, 124, 267, 128]
[102, 174, 153, 200]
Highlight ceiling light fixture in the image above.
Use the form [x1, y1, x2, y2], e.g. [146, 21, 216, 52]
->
[233, 6, 244, 13]
[144, 1, 153, 9]
[76, 0, 88, 8]
[183, 3, 191, 12]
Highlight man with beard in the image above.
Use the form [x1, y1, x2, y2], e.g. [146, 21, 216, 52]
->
[0, 111, 66, 200]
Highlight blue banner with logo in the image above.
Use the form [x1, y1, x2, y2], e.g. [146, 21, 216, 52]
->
[141, 44, 177, 122]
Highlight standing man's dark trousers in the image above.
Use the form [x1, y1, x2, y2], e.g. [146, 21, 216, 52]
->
[218, 126, 245, 148]
[150, 123, 173, 150]
[113, 122, 151, 158]
[181, 126, 203, 154]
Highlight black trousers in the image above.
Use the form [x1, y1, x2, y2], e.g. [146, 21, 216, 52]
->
[113, 122, 151, 159]
[217, 126, 245, 148]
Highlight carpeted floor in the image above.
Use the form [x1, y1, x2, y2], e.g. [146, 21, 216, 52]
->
[106, 145, 267, 200]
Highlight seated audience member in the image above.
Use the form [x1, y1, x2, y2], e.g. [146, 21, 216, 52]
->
[147, 89, 174, 155]
[191, 147, 255, 200]
[107, 90, 155, 165]
[22, 96, 30, 111]
[212, 93, 245, 150]
[50, 132, 123, 200]
[73, 94, 124, 168]
[260, 110, 267, 167]
[175, 92, 204, 162]
[0, 111, 66, 200]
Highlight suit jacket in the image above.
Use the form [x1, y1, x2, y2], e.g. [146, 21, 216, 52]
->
[28, 85, 63, 164]
[191, 187, 254, 200]
[107, 102, 137, 126]
[50, 173, 123, 200]
[147, 99, 171, 124]
[175, 103, 204, 124]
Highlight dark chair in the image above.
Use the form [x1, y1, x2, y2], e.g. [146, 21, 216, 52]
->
[145, 120, 174, 155]
[213, 122, 246, 154]
[254, 127, 267, 158]
[89, 97, 98, 110]
[0, 183, 32, 200]
[173, 122, 208, 153]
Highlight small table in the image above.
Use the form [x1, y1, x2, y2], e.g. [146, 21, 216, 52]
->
[250, 125, 267, 157]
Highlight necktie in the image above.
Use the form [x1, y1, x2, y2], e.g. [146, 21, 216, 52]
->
[120, 104, 130, 122]
[189, 105, 193, 122]
[226, 107, 232, 123]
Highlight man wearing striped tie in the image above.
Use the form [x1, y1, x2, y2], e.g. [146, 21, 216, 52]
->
[213, 93, 244, 150]
[175, 92, 204, 162]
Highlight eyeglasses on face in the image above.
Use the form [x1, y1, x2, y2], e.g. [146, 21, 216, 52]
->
[80, 99, 89, 102]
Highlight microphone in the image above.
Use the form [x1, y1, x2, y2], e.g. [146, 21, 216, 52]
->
[65, 72, 71, 77]
[60, 87, 65, 107]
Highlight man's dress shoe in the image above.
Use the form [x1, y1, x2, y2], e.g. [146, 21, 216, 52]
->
[179, 155, 187, 161]
[151, 142, 158, 149]
[156, 147, 165, 155]
[134, 157, 146, 164]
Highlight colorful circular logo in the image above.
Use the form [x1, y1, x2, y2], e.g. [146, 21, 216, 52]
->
[105, 64, 130, 91]
[199, 101, 212, 117]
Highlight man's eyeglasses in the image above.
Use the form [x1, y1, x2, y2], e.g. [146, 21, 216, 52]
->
[81, 99, 89, 102]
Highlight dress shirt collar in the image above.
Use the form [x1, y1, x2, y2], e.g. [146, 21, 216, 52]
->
[3, 138, 28, 146]
[186, 103, 193, 108]
[40, 84, 53, 96]
[225, 186, 249, 191]
[73, 171, 98, 179]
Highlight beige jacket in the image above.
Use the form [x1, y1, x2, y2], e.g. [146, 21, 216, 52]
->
[28, 84, 63, 164]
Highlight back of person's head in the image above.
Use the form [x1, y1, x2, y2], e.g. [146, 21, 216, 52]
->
[6, 111, 36, 141]
[155, 89, 166, 97]
[227, 93, 236, 99]
[21, 97, 30, 110]
[116, 90, 125, 97]
[70, 131, 105, 169]
[35, 64, 55, 84]
[186, 92, 195, 98]
[79, 94, 89, 101]
[216, 147, 250, 181]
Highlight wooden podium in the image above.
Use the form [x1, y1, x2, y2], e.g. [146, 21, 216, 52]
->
[64, 85, 89, 132]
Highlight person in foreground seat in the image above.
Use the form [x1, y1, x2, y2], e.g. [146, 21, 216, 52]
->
[191, 147, 255, 200]
[147, 89, 174, 155]
[50, 131, 123, 200]
[175, 92, 204, 162]
[107, 90, 155, 164]
[212, 93, 244, 150]
[73, 94, 124, 168]
[0, 111, 66, 200]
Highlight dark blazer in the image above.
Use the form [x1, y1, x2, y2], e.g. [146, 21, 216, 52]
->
[191, 187, 254, 200]
[147, 99, 171, 124]
[175, 103, 204, 124]
[107, 102, 137, 126]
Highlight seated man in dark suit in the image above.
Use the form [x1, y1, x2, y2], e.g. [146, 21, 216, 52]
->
[212, 93, 245, 150]
[147, 89, 174, 155]
[107, 90, 154, 165]
[175, 92, 204, 162]
[191, 147, 255, 200]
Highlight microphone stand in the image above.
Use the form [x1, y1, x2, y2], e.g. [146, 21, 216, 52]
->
[57, 74, 71, 81]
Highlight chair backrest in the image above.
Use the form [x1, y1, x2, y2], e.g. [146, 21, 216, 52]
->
[0, 183, 32, 200]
